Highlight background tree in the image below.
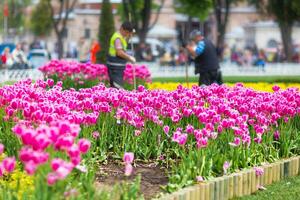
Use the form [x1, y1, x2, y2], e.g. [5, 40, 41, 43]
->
[175, 0, 239, 58]
[175, 0, 212, 43]
[30, 0, 52, 37]
[0, 0, 31, 34]
[213, 0, 232, 57]
[249, 0, 300, 62]
[47, 0, 77, 59]
[120, 0, 165, 44]
[97, 0, 115, 63]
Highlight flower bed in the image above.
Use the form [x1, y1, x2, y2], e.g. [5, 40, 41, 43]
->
[39, 60, 151, 90]
[148, 82, 300, 92]
[0, 79, 299, 199]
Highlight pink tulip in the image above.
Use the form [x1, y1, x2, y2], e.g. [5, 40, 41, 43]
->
[223, 161, 230, 174]
[51, 158, 63, 171]
[92, 131, 100, 139]
[78, 139, 91, 154]
[19, 147, 32, 163]
[56, 165, 72, 180]
[47, 173, 58, 185]
[196, 176, 204, 182]
[70, 156, 81, 166]
[0, 165, 4, 177]
[272, 85, 280, 92]
[25, 161, 37, 175]
[47, 79, 54, 87]
[0, 144, 4, 155]
[230, 137, 241, 147]
[134, 130, 141, 136]
[178, 134, 188, 146]
[172, 131, 181, 142]
[21, 130, 36, 146]
[32, 151, 49, 164]
[254, 135, 262, 144]
[186, 124, 194, 134]
[123, 152, 134, 164]
[67, 145, 80, 158]
[55, 136, 74, 149]
[254, 167, 264, 176]
[2, 157, 16, 173]
[274, 130, 280, 140]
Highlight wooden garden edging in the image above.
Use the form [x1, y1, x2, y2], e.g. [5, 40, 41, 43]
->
[157, 156, 300, 200]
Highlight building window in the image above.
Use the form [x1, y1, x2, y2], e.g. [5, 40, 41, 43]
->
[84, 28, 90, 39]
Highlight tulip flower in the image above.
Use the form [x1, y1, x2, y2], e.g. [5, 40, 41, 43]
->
[0, 144, 4, 155]
[123, 152, 134, 164]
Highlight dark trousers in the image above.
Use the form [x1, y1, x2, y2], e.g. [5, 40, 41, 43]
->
[107, 64, 125, 89]
[199, 69, 222, 86]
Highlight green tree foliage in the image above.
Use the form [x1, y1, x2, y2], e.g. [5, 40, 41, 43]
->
[213, 0, 237, 56]
[97, 0, 115, 63]
[30, 0, 52, 37]
[119, 0, 165, 44]
[249, 0, 300, 61]
[0, 0, 31, 33]
[175, 0, 212, 21]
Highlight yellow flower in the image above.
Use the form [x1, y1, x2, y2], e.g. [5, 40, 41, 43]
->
[0, 163, 34, 199]
[148, 82, 300, 92]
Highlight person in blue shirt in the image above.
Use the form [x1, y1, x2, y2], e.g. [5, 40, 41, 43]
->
[186, 30, 222, 86]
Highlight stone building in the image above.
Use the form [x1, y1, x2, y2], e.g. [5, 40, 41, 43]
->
[6, 0, 299, 58]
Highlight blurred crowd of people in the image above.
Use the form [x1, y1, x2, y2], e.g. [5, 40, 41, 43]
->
[135, 42, 189, 67]
[222, 44, 300, 67]
[0, 37, 102, 70]
[133, 41, 300, 70]
[2, 37, 300, 71]
[0, 43, 29, 69]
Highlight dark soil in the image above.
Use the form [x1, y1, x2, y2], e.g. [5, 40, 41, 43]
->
[95, 161, 168, 199]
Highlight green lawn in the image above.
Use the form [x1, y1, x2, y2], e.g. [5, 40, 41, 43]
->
[152, 76, 300, 83]
[0, 81, 16, 86]
[233, 175, 300, 200]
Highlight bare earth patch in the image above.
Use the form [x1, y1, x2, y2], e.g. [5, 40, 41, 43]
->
[95, 161, 168, 199]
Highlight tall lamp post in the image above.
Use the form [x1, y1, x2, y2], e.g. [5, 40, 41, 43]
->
[3, 0, 9, 42]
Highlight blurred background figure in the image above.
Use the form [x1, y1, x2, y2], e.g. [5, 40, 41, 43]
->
[1, 47, 13, 69]
[136, 43, 146, 62]
[222, 44, 231, 63]
[11, 43, 28, 69]
[107, 21, 136, 89]
[176, 46, 188, 66]
[30, 39, 43, 50]
[159, 50, 172, 66]
[78, 37, 90, 63]
[135, 42, 153, 62]
[66, 41, 78, 59]
[144, 44, 153, 62]
[90, 39, 101, 64]
[243, 48, 253, 67]
[254, 49, 267, 71]
[186, 30, 222, 86]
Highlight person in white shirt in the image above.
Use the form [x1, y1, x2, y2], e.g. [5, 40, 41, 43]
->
[11, 43, 28, 69]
